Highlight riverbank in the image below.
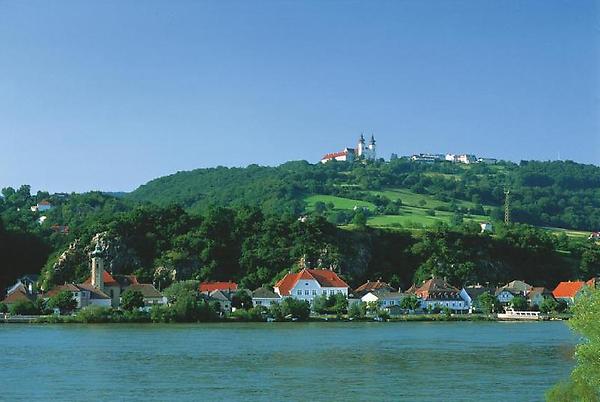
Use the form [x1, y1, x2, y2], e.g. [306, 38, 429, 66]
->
[1, 311, 570, 324]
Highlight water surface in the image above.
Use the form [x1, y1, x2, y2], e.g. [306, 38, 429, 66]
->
[0, 321, 576, 401]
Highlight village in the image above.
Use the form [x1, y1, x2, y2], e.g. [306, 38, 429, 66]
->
[2, 247, 596, 322]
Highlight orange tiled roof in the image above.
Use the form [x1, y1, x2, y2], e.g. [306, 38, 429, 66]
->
[199, 281, 238, 293]
[552, 281, 586, 298]
[83, 271, 118, 286]
[321, 150, 349, 160]
[275, 269, 349, 296]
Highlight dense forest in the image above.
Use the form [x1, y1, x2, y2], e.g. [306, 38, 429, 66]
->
[1, 159, 600, 294]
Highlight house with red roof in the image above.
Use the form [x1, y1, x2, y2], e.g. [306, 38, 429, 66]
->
[199, 281, 238, 293]
[552, 281, 588, 305]
[274, 268, 349, 303]
[407, 277, 471, 312]
[354, 279, 395, 297]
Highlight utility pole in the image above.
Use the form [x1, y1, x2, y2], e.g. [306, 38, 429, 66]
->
[504, 189, 511, 225]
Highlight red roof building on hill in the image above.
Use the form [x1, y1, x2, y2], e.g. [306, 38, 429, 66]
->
[274, 268, 349, 303]
[199, 281, 238, 293]
[84, 271, 118, 287]
[552, 281, 587, 305]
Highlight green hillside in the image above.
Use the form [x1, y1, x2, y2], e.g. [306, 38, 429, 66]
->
[127, 158, 600, 233]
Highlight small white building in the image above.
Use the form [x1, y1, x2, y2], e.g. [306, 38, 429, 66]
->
[480, 222, 493, 233]
[274, 268, 349, 304]
[251, 287, 281, 308]
[408, 277, 471, 312]
[31, 200, 53, 212]
[361, 290, 404, 308]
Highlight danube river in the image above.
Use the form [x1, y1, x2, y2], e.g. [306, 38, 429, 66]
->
[0, 321, 576, 401]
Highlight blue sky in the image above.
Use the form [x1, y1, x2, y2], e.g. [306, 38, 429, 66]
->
[1, 1, 598, 193]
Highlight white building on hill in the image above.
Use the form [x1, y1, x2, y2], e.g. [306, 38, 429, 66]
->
[321, 134, 377, 163]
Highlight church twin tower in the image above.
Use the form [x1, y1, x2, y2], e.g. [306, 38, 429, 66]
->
[320, 133, 377, 163]
[357, 133, 376, 160]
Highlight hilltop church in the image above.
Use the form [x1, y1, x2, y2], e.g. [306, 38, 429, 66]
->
[320, 133, 376, 163]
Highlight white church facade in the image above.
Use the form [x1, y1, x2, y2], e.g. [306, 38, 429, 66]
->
[320, 134, 377, 163]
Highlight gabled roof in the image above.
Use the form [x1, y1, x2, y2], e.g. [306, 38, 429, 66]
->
[199, 281, 238, 293]
[355, 280, 395, 293]
[83, 271, 118, 287]
[127, 284, 163, 299]
[45, 283, 80, 297]
[2, 284, 35, 304]
[76, 283, 111, 299]
[410, 278, 461, 301]
[586, 277, 599, 289]
[113, 275, 139, 288]
[208, 290, 233, 302]
[553, 281, 586, 299]
[275, 269, 349, 296]
[365, 290, 404, 301]
[503, 280, 533, 293]
[527, 287, 552, 299]
[321, 149, 355, 160]
[252, 287, 280, 299]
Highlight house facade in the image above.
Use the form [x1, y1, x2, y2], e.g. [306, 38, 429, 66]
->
[408, 278, 470, 312]
[274, 268, 349, 304]
[252, 287, 281, 308]
[361, 290, 404, 309]
[552, 281, 587, 305]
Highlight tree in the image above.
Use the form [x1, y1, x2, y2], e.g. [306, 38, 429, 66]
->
[8, 300, 38, 315]
[539, 297, 559, 314]
[281, 298, 310, 321]
[400, 295, 421, 311]
[477, 292, 500, 314]
[311, 295, 329, 314]
[510, 295, 528, 310]
[546, 289, 600, 401]
[268, 302, 284, 321]
[0, 303, 7, 313]
[351, 211, 367, 227]
[121, 289, 145, 311]
[231, 290, 253, 310]
[332, 293, 348, 315]
[47, 291, 77, 314]
[348, 301, 366, 319]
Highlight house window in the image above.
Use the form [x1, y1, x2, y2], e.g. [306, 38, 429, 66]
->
[329, 290, 334, 296]
[322, 290, 327, 295]
[304, 290, 309, 295]
[312, 290, 316, 295]
[256, 301, 262, 305]
[297, 290, 302, 295]
[337, 290, 342, 294]
[305, 282, 309, 286]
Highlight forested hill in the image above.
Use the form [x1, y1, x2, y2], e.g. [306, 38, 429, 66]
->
[128, 159, 600, 232]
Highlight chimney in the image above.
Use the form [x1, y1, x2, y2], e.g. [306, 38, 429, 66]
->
[91, 256, 104, 290]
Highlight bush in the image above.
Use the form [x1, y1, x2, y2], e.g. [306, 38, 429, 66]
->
[9, 300, 38, 315]
[76, 306, 112, 323]
[0, 303, 7, 313]
[47, 291, 77, 314]
[281, 298, 310, 321]
[348, 302, 366, 319]
[121, 289, 145, 311]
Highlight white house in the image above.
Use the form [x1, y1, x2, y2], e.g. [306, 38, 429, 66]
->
[457, 154, 477, 164]
[125, 284, 167, 310]
[252, 287, 281, 308]
[45, 283, 111, 309]
[31, 200, 53, 212]
[361, 290, 404, 309]
[274, 268, 349, 304]
[480, 222, 493, 233]
[408, 277, 471, 312]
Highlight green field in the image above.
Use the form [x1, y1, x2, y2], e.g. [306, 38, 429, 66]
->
[304, 194, 376, 212]
[305, 188, 492, 230]
[368, 206, 489, 229]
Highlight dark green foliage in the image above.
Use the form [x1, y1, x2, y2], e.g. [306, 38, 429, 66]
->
[400, 295, 421, 311]
[476, 292, 501, 314]
[8, 300, 39, 315]
[312, 293, 348, 315]
[0, 303, 7, 313]
[120, 289, 145, 311]
[540, 297, 559, 314]
[281, 298, 310, 321]
[510, 296, 528, 310]
[231, 290, 253, 310]
[348, 301, 367, 319]
[47, 291, 77, 314]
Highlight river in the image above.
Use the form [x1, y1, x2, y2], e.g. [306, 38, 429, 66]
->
[0, 321, 576, 401]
